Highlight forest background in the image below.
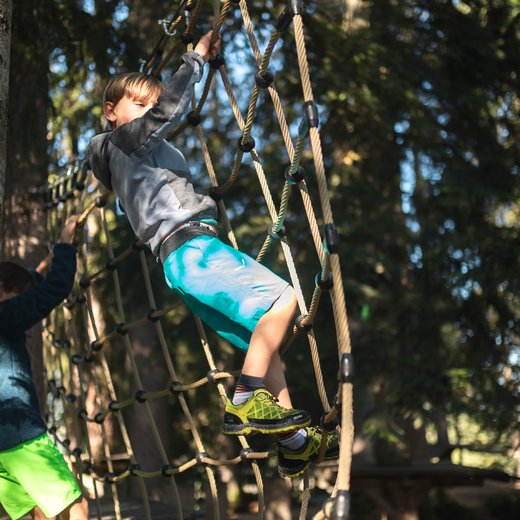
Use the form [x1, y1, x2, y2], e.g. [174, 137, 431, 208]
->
[0, 1, 519, 519]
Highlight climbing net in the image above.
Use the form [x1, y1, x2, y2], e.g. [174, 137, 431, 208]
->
[42, 1, 353, 518]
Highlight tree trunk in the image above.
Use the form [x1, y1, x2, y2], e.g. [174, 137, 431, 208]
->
[0, 0, 11, 239]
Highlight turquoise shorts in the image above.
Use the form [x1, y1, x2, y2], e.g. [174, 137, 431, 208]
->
[163, 235, 290, 351]
[0, 434, 82, 519]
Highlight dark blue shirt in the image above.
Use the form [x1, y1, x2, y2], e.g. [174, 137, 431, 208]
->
[0, 243, 76, 451]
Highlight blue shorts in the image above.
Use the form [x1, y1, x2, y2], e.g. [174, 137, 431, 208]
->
[163, 235, 290, 351]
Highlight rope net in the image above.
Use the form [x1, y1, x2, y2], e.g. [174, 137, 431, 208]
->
[42, 1, 353, 518]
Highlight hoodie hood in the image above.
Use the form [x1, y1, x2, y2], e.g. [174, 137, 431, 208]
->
[87, 131, 113, 190]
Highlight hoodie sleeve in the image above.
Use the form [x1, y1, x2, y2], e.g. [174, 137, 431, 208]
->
[87, 132, 112, 191]
[109, 52, 205, 158]
[0, 243, 77, 334]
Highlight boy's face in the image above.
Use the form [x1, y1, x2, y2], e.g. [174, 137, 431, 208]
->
[103, 95, 157, 129]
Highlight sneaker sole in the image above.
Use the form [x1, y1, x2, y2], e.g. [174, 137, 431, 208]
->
[278, 463, 309, 479]
[223, 416, 311, 436]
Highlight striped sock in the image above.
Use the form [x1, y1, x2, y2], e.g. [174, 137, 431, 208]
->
[277, 428, 308, 450]
[232, 374, 265, 405]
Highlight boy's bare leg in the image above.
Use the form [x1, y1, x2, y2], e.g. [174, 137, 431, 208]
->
[30, 506, 48, 519]
[241, 286, 297, 407]
[59, 497, 89, 520]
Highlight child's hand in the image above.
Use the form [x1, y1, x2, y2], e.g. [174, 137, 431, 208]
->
[60, 215, 80, 245]
[194, 30, 222, 62]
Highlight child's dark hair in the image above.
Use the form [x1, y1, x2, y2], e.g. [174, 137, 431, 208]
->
[0, 261, 34, 295]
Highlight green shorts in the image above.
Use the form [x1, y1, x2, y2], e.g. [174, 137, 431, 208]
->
[0, 434, 82, 520]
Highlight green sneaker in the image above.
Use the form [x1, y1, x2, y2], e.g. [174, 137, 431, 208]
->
[277, 426, 340, 478]
[223, 389, 311, 435]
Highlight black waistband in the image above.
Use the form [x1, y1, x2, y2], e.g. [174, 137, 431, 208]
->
[159, 222, 217, 264]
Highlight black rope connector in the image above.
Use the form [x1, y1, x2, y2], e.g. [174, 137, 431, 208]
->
[57, 385, 66, 395]
[52, 338, 63, 348]
[63, 438, 71, 448]
[295, 314, 313, 332]
[72, 447, 83, 458]
[187, 110, 202, 126]
[209, 53, 225, 69]
[304, 100, 319, 129]
[91, 340, 103, 352]
[315, 273, 333, 291]
[268, 225, 286, 241]
[324, 223, 339, 254]
[285, 165, 305, 185]
[209, 186, 223, 201]
[116, 323, 128, 335]
[132, 239, 146, 252]
[135, 389, 147, 403]
[70, 354, 82, 365]
[254, 69, 274, 89]
[196, 452, 209, 466]
[78, 408, 88, 421]
[320, 412, 339, 432]
[206, 369, 219, 384]
[83, 463, 95, 475]
[48, 379, 56, 390]
[105, 258, 118, 271]
[161, 464, 174, 477]
[104, 472, 116, 484]
[130, 463, 141, 476]
[83, 353, 95, 364]
[240, 447, 253, 463]
[64, 298, 75, 310]
[63, 339, 71, 349]
[108, 400, 120, 411]
[147, 308, 160, 322]
[79, 276, 91, 289]
[94, 412, 105, 424]
[67, 393, 76, 403]
[340, 353, 354, 383]
[168, 381, 182, 394]
[180, 31, 194, 44]
[237, 135, 255, 153]
[48, 425, 57, 435]
[94, 196, 106, 208]
[276, 0, 302, 31]
[331, 490, 350, 520]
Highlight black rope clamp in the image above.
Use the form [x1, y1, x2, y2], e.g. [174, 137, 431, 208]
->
[108, 400, 120, 411]
[168, 381, 182, 394]
[187, 110, 202, 126]
[340, 353, 354, 383]
[83, 463, 95, 475]
[238, 135, 255, 152]
[161, 464, 174, 477]
[64, 298, 75, 310]
[67, 393, 76, 403]
[206, 369, 219, 384]
[48, 379, 56, 390]
[180, 31, 194, 44]
[48, 425, 57, 435]
[315, 272, 333, 291]
[295, 314, 313, 332]
[130, 463, 141, 476]
[94, 412, 105, 424]
[75, 294, 87, 304]
[209, 186, 223, 201]
[324, 223, 339, 254]
[147, 308, 160, 322]
[63, 438, 71, 448]
[79, 276, 91, 289]
[331, 490, 350, 520]
[268, 225, 286, 241]
[320, 412, 339, 432]
[240, 447, 253, 463]
[94, 195, 106, 208]
[104, 472, 116, 484]
[78, 408, 88, 421]
[105, 258, 118, 271]
[276, 0, 302, 31]
[83, 353, 95, 363]
[304, 100, 319, 129]
[116, 323, 128, 335]
[91, 340, 103, 352]
[72, 447, 83, 458]
[209, 53, 225, 69]
[70, 354, 82, 365]
[196, 452, 209, 466]
[135, 390, 147, 403]
[285, 165, 305, 185]
[255, 69, 274, 89]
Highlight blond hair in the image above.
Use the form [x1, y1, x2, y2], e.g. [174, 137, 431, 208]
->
[103, 72, 163, 128]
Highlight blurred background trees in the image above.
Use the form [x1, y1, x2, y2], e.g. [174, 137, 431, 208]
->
[2, 1, 519, 518]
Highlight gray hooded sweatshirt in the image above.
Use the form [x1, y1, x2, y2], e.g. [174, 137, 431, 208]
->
[87, 52, 218, 256]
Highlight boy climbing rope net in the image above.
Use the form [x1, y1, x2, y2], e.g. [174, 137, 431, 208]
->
[87, 30, 338, 478]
